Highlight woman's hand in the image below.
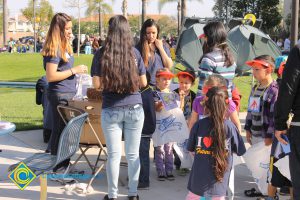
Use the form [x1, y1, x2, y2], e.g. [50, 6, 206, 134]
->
[73, 65, 88, 74]
[154, 39, 163, 51]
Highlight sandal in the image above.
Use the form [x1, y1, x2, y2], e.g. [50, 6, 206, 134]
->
[244, 188, 263, 197]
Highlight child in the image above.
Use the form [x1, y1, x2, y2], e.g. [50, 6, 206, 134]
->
[153, 68, 177, 181]
[188, 74, 241, 133]
[138, 72, 156, 190]
[244, 55, 279, 198]
[173, 69, 196, 173]
[186, 86, 246, 200]
[174, 69, 197, 120]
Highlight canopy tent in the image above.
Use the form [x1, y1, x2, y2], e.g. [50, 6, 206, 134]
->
[175, 18, 281, 75]
[227, 25, 281, 74]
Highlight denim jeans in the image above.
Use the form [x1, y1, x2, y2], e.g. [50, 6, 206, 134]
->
[101, 104, 144, 198]
[139, 137, 151, 186]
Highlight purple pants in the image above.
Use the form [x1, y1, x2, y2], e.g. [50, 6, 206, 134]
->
[155, 143, 174, 175]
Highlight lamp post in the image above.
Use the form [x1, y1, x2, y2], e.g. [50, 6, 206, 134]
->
[291, 0, 299, 48]
[3, 0, 8, 47]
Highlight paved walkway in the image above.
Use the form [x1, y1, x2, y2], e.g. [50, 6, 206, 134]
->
[0, 113, 291, 200]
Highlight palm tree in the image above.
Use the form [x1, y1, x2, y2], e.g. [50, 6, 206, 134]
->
[2, 0, 7, 46]
[85, 0, 112, 37]
[158, 0, 202, 31]
[141, 0, 147, 24]
[122, 0, 128, 18]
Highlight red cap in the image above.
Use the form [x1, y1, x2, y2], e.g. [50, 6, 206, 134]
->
[277, 62, 286, 77]
[176, 71, 195, 81]
[156, 71, 175, 79]
[198, 33, 206, 39]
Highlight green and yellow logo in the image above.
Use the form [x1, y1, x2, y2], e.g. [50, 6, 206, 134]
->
[8, 162, 36, 190]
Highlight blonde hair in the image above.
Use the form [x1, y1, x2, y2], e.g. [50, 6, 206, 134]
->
[204, 74, 227, 88]
[42, 13, 73, 62]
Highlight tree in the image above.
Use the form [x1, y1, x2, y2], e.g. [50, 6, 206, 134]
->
[122, 0, 128, 18]
[21, 0, 54, 37]
[157, 16, 177, 37]
[158, 0, 202, 34]
[142, 0, 147, 24]
[0, 1, 3, 35]
[85, 0, 112, 37]
[213, 0, 282, 32]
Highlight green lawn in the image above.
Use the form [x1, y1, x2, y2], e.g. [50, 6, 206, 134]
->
[0, 53, 256, 131]
[0, 53, 93, 82]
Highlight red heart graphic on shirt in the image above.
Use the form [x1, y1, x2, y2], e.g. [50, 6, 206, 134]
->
[203, 137, 212, 148]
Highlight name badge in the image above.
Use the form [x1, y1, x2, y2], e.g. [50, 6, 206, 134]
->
[65, 52, 70, 59]
[248, 96, 261, 112]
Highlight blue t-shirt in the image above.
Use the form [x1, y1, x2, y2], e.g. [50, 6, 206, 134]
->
[43, 53, 76, 93]
[187, 118, 246, 197]
[91, 47, 146, 109]
[136, 44, 171, 86]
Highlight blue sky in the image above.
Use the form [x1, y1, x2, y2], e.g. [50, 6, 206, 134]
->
[7, 0, 215, 18]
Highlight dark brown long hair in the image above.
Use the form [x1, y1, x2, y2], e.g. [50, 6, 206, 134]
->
[101, 15, 140, 93]
[138, 18, 160, 67]
[201, 21, 234, 67]
[204, 86, 229, 182]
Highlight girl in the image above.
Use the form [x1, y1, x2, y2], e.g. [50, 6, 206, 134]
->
[137, 19, 173, 86]
[186, 87, 246, 200]
[173, 69, 196, 172]
[189, 75, 241, 133]
[42, 13, 87, 171]
[198, 21, 241, 110]
[154, 68, 177, 181]
[92, 15, 147, 200]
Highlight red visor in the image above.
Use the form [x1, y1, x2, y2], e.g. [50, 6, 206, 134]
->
[177, 71, 195, 81]
[156, 71, 175, 78]
[198, 34, 206, 39]
[245, 59, 273, 69]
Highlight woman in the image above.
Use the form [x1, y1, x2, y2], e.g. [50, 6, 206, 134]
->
[42, 13, 87, 171]
[92, 15, 147, 200]
[137, 18, 173, 86]
[198, 21, 241, 110]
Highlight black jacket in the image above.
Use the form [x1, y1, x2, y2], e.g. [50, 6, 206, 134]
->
[141, 86, 156, 135]
[275, 45, 300, 130]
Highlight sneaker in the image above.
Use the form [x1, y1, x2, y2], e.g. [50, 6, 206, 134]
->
[137, 183, 149, 190]
[166, 172, 175, 181]
[103, 194, 116, 200]
[177, 168, 188, 176]
[279, 186, 290, 196]
[128, 195, 139, 200]
[157, 172, 166, 181]
[49, 165, 75, 184]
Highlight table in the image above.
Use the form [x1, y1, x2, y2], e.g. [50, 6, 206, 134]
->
[0, 121, 16, 152]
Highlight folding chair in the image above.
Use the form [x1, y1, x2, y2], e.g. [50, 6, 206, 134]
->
[57, 105, 108, 188]
[8, 111, 88, 200]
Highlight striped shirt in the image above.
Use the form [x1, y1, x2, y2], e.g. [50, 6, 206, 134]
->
[244, 81, 279, 139]
[198, 48, 236, 97]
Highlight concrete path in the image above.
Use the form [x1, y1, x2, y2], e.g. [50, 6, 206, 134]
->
[0, 113, 291, 200]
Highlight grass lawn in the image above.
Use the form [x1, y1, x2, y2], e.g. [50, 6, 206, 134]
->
[0, 53, 93, 82]
[0, 53, 256, 131]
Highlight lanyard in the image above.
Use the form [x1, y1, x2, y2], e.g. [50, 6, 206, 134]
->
[252, 82, 272, 99]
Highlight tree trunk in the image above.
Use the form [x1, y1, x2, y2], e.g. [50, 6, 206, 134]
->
[181, 0, 186, 25]
[77, 0, 80, 57]
[122, 0, 128, 18]
[98, 2, 102, 37]
[3, 0, 8, 47]
[142, 0, 147, 25]
[177, 1, 181, 36]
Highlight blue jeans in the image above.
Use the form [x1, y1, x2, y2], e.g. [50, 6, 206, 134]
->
[101, 104, 144, 198]
[139, 137, 151, 186]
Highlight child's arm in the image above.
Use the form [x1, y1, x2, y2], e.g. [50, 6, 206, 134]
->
[229, 110, 242, 134]
[188, 111, 198, 131]
[230, 124, 246, 156]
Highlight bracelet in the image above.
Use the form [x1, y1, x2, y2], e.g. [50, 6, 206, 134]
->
[70, 68, 74, 75]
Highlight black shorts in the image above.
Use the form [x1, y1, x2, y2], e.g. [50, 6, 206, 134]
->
[271, 157, 292, 188]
